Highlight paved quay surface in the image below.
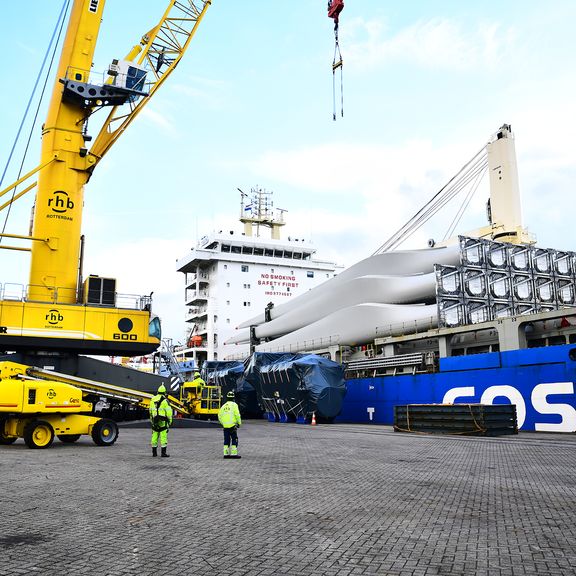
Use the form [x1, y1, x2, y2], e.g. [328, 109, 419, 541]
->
[2, 420, 576, 576]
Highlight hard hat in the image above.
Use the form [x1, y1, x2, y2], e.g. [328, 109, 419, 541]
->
[226, 390, 235, 399]
[194, 372, 201, 377]
[158, 384, 167, 394]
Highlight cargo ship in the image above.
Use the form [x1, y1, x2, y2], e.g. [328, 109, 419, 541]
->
[232, 125, 576, 432]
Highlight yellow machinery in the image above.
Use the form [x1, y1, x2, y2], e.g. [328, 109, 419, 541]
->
[180, 381, 221, 419]
[0, 361, 189, 448]
[0, 0, 211, 355]
[0, 1, 212, 446]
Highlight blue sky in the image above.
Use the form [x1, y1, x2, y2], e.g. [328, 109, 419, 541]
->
[1, 1, 575, 344]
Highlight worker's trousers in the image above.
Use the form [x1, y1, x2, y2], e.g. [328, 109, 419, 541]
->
[151, 428, 169, 448]
[223, 426, 238, 447]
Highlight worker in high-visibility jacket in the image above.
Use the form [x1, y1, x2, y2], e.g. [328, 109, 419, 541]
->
[149, 384, 173, 458]
[191, 371, 205, 396]
[218, 390, 242, 458]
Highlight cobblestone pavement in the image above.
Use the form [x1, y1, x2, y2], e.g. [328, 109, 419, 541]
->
[2, 421, 576, 576]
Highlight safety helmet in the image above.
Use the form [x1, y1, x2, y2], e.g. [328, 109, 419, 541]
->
[158, 384, 167, 394]
[226, 390, 235, 399]
[194, 372, 201, 378]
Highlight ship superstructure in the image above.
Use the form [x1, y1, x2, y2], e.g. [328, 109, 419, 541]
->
[176, 188, 342, 365]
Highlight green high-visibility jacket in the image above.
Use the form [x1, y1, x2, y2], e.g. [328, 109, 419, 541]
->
[150, 394, 173, 431]
[191, 376, 205, 390]
[218, 401, 242, 428]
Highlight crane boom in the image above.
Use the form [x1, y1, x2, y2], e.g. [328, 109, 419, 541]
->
[89, 0, 212, 166]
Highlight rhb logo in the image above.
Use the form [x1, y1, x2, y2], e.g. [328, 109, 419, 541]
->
[46, 310, 63, 324]
[48, 191, 74, 214]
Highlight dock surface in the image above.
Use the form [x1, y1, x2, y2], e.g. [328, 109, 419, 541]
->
[2, 421, 576, 575]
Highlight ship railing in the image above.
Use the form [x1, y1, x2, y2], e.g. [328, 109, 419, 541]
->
[257, 334, 342, 355]
[0, 282, 151, 310]
[375, 316, 438, 339]
[345, 352, 426, 378]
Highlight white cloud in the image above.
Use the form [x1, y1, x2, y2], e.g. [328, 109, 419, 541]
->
[344, 17, 518, 71]
[139, 106, 176, 132]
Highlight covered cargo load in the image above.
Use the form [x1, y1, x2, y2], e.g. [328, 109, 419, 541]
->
[243, 352, 346, 423]
[203, 360, 261, 417]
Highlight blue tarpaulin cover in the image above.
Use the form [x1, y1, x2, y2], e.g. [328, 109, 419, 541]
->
[203, 360, 260, 416]
[243, 352, 346, 421]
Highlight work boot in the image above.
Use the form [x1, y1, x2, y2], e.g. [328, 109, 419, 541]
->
[152, 447, 158, 457]
[231, 445, 240, 457]
[223, 445, 230, 457]
[161, 447, 170, 458]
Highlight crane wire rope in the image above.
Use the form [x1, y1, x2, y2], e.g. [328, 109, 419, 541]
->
[332, 33, 343, 120]
[0, 0, 71, 239]
[442, 164, 487, 241]
[372, 147, 488, 254]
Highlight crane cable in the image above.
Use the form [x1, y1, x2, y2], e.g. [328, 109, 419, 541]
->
[332, 28, 343, 121]
[442, 164, 487, 241]
[372, 147, 488, 254]
[0, 0, 71, 238]
[327, 0, 344, 120]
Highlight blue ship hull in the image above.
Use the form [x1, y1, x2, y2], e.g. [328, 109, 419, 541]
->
[337, 344, 576, 432]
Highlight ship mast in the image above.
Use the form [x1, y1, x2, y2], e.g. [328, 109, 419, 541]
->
[239, 187, 286, 239]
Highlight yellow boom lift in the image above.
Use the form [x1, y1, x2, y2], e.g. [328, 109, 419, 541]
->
[0, 0, 212, 447]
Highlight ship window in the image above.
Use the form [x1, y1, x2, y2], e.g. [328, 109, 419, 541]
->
[548, 335, 566, 346]
[224, 264, 228, 270]
[569, 335, 576, 344]
[274, 250, 283, 257]
[527, 338, 546, 348]
[285, 251, 293, 258]
[467, 345, 490, 355]
[254, 247, 264, 256]
[242, 246, 253, 254]
[265, 249, 274, 257]
[307, 271, 314, 278]
[293, 253, 302, 259]
[451, 348, 465, 356]
[231, 246, 241, 254]
[241, 265, 249, 272]
[221, 244, 230, 252]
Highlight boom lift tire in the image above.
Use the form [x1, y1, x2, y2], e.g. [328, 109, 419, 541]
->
[0, 417, 17, 444]
[91, 418, 119, 447]
[24, 420, 55, 449]
[58, 434, 81, 443]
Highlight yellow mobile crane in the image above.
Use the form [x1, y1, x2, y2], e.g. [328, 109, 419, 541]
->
[0, 0, 212, 447]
